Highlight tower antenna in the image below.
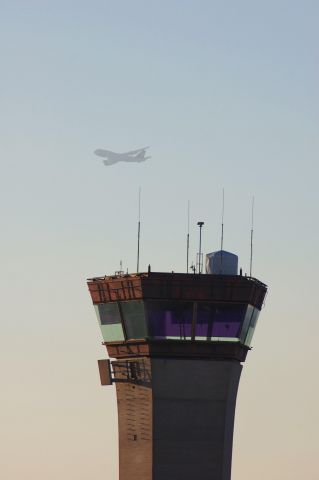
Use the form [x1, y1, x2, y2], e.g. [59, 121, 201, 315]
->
[137, 187, 141, 273]
[220, 188, 225, 273]
[186, 200, 190, 273]
[221, 187, 225, 251]
[197, 221, 204, 274]
[249, 196, 255, 277]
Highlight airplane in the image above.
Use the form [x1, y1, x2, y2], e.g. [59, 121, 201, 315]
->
[94, 147, 151, 166]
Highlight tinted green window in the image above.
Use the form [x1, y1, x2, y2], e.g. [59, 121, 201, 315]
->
[96, 303, 121, 324]
[239, 305, 254, 344]
[244, 308, 260, 346]
[121, 301, 148, 339]
[99, 324, 125, 342]
[94, 303, 124, 342]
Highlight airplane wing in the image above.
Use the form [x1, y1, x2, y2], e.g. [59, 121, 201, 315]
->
[124, 147, 149, 156]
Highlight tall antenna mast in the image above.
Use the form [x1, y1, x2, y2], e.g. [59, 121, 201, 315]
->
[197, 221, 204, 274]
[249, 196, 255, 277]
[221, 187, 225, 251]
[137, 187, 141, 273]
[220, 188, 225, 274]
[186, 200, 190, 273]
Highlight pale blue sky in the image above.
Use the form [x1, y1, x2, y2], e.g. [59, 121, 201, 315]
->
[1, 2, 318, 479]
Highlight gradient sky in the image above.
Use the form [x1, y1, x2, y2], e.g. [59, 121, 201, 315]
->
[1, 1, 318, 479]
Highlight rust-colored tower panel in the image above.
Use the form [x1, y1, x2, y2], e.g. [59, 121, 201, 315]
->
[115, 358, 152, 480]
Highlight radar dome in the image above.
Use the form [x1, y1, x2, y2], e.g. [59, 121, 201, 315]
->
[206, 250, 238, 275]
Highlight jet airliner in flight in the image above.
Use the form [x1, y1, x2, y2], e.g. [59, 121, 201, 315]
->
[94, 147, 151, 166]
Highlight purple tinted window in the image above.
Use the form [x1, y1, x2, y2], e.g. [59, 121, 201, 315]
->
[196, 303, 246, 339]
[212, 322, 241, 337]
[196, 305, 214, 338]
[146, 301, 193, 339]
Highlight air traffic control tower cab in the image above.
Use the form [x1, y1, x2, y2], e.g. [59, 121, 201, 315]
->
[87, 249, 267, 480]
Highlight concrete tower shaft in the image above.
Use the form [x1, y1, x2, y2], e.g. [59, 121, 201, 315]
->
[106, 348, 242, 480]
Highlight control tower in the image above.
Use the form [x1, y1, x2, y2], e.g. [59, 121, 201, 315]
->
[87, 250, 267, 480]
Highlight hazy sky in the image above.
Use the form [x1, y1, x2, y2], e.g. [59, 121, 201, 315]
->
[1, 1, 318, 479]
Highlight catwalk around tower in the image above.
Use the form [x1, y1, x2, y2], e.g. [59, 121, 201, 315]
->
[87, 250, 267, 480]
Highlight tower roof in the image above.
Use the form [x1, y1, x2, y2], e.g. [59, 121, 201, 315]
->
[87, 271, 267, 310]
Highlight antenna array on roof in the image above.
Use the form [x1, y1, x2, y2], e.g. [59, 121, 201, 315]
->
[249, 196, 254, 277]
[137, 187, 141, 273]
[221, 187, 225, 251]
[186, 200, 190, 273]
